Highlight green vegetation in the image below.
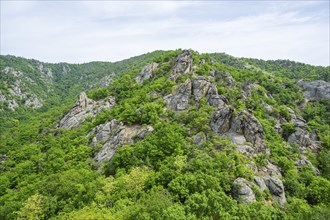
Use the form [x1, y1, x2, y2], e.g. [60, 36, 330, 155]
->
[0, 50, 329, 219]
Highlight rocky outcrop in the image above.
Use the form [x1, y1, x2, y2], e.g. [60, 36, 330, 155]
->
[232, 178, 256, 204]
[58, 92, 115, 129]
[192, 76, 213, 102]
[90, 119, 153, 162]
[210, 106, 234, 134]
[8, 100, 19, 111]
[0, 90, 6, 102]
[136, 62, 159, 83]
[230, 110, 266, 153]
[297, 80, 330, 101]
[169, 50, 193, 81]
[24, 94, 42, 109]
[9, 80, 25, 99]
[98, 74, 115, 87]
[288, 128, 319, 152]
[256, 160, 286, 205]
[265, 176, 286, 205]
[214, 71, 236, 87]
[296, 157, 320, 175]
[254, 176, 267, 191]
[164, 79, 191, 111]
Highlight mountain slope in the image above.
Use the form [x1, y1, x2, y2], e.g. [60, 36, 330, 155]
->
[0, 50, 329, 219]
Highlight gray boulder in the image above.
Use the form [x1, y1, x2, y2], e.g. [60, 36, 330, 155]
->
[232, 178, 256, 204]
[169, 50, 193, 81]
[136, 62, 159, 83]
[265, 176, 286, 205]
[297, 80, 330, 101]
[254, 176, 267, 191]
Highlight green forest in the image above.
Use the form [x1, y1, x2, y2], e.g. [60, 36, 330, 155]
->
[0, 50, 329, 219]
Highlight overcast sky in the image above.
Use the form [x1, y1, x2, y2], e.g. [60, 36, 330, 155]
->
[1, 1, 329, 66]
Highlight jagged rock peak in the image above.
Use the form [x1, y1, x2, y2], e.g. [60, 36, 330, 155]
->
[169, 50, 193, 81]
[136, 62, 159, 83]
[58, 92, 115, 129]
[77, 92, 92, 109]
[164, 79, 192, 111]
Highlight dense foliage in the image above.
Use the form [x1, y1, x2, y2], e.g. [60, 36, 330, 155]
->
[0, 50, 329, 219]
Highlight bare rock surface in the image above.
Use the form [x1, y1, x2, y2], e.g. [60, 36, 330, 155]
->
[90, 119, 153, 162]
[232, 178, 256, 203]
[297, 80, 330, 101]
[164, 79, 191, 111]
[169, 50, 193, 81]
[136, 62, 159, 83]
[58, 92, 115, 129]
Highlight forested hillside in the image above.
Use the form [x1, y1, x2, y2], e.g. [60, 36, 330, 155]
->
[0, 50, 329, 219]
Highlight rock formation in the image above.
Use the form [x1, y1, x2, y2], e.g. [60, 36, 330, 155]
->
[136, 62, 159, 83]
[164, 79, 192, 111]
[297, 80, 330, 101]
[232, 177, 256, 203]
[58, 92, 115, 129]
[265, 176, 286, 205]
[90, 119, 153, 162]
[169, 50, 193, 81]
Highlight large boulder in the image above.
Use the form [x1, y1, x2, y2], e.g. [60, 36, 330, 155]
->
[136, 62, 159, 83]
[169, 50, 193, 81]
[90, 119, 153, 162]
[232, 178, 256, 204]
[265, 176, 286, 205]
[164, 79, 192, 111]
[297, 80, 330, 101]
[58, 92, 115, 129]
[254, 176, 267, 191]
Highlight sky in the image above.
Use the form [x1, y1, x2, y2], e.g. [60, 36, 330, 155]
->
[0, 1, 329, 66]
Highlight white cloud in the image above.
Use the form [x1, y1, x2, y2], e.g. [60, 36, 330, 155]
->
[0, 1, 329, 66]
